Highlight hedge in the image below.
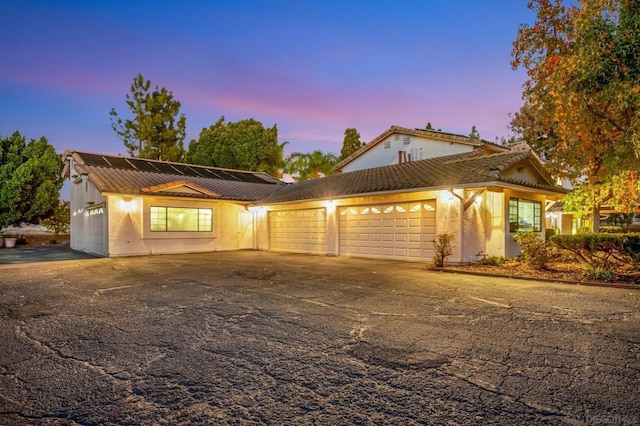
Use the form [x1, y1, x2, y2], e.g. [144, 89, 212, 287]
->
[550, 233, 640, 271]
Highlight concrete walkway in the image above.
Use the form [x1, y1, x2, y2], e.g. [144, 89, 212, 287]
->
[0, 245, 99, 264]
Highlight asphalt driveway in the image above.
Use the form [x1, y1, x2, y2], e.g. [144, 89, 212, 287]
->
[0, 251, 638, 424]
[0, 245, 98, 264]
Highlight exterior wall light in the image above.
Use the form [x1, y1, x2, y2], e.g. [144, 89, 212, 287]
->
[119, 199, 135, 213]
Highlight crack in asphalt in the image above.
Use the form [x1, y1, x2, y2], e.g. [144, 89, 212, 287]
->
[13, 325, 163, 416]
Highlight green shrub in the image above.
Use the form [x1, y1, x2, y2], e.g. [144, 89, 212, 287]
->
[582, 266, 616, 282]
[545, 228, 556, 240]
[479, 255, 507, 266]
[433, 233, 454, 267]
[600, 226, 623, 234]
[513, 231, 547, 269]
[550, 233, 640, 272]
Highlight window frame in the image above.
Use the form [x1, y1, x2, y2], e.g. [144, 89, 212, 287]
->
[150, 206, 213, 232]
[508, 198, 542, 233]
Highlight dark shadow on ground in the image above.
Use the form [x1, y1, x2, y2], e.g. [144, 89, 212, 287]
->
[0, 245, 99, 264]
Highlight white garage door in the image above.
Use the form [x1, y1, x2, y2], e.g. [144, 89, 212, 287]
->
[86, 206, 105, 256]
[269, 208, 327, 254]
[339, 200, 436, 261]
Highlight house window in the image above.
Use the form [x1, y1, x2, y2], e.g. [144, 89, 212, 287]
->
[384, 140, 391, 149]
[150, 207, 212, 232]
[509, 198, 541, 232]
[403, 136, 410, 145]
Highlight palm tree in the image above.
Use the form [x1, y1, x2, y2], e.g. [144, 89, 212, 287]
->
[285, 150, 338, 181]
[271, 141, 289, 179]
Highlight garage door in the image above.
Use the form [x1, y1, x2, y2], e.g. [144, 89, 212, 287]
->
[339, 200, 436, 261]
[86, 205, 105, 256]
[269, 208, 327, 254]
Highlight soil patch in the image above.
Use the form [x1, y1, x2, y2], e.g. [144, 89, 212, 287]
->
[438, 260, 640, 289]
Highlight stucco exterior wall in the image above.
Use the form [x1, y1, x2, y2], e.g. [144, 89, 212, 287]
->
[69, 173, 107, 256]
[106, 194, 248, 257]
[484, 191, 506, 258]
[341, 135, 474, 172]
[464, 193, 487, 264]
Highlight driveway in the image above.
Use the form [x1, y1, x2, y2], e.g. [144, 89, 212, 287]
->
[0, 245, 98, 264]
[0, 251, 638, 424]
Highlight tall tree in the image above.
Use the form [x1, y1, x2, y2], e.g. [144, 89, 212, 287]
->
[186, 117, 284, 176]
[469, 125, 480, 139]
[0, 132, 63, 229]
[512, 0, 640, 215]
[340, 128, 364, 160]
[110, 73, 186, 162]
[285, 150, 338, 181]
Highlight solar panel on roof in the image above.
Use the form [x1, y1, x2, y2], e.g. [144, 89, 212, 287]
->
[225, 170, 266, 183]
[183, 166, 207, 178]
[153, 163, 183, 174]
[127, 159, 159, 172]
[107, 157, 135, 169]
[203, 168, 233, 180]
[171, 164, 203, 178]
[80, 153, 111, 167]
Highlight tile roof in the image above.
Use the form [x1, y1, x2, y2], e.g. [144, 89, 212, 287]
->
[66, 151, 284, 202]
[333, 125, 508, 172]
[65, 148, 566, 205]
[259, 149, 567, 204]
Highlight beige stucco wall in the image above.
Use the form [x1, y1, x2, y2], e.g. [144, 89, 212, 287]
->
[435, 189, 502, 264]
[106, 194, 249, 257]
[484, 191, 506, 258]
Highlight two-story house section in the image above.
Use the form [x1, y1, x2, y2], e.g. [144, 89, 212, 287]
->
[333, 125, 507, 173]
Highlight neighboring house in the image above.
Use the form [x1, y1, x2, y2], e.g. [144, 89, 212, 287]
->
[64, 133, 567, 263]
[333, 125, 507, 173]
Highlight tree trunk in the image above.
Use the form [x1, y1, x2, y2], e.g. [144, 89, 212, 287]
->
[592, 206, 601, 233]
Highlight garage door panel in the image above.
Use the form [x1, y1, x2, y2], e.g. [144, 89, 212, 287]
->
[395, 248, 407, 256]
[270, 208, 326, 254]
[423, 225, 436, 234]
[339, 200, 436, 262]
[408, 233, 421, 243]
[408, 248, 421, 257]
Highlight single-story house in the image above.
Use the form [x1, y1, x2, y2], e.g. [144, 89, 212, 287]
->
[63, 126, 568, 263]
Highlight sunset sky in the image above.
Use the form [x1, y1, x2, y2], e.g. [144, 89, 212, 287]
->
[1, 1, 534, 157]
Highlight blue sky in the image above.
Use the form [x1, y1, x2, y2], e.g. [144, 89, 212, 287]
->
[0, 1, 534, 157]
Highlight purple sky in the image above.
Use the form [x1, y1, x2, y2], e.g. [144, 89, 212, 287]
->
[1, 1, 533, 158]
